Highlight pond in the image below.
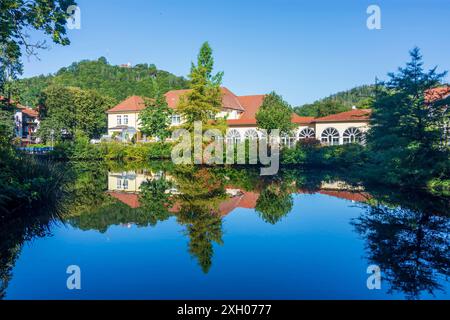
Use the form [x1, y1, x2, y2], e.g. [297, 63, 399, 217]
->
[0, 161, 449, 300]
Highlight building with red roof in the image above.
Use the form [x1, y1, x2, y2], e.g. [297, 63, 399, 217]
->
[105, 86, 376, 145]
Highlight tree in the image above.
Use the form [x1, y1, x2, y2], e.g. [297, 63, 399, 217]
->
[255, 181, 293, 224]
[366, 47, 449, 187]
[256, 91, 295, 135]
[139, 87, 173, 140]
[177, 42, 224, 128]
[38, 85, 115, 141]
[0, 0, 76, 94]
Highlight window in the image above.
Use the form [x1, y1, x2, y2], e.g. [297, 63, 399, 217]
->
[343, 127, 362, 144]
[281, 133, 296, 148]
[226, 129, 241, 144]
[123, 115, 128, 125]
[123, 179, 128, 190]
[321, 128, 340, 145]
[117, 179, 122, 189]
[117, 115, 122, 125]
[244, 129, 259, 140]
[171, 114, 181, 125]
[299, 128, 315, 139]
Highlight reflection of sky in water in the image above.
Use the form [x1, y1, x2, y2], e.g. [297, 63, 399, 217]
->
[4, 192, 449, 300]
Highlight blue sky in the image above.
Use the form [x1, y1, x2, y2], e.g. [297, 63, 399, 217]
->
[23, 0, 450, 106]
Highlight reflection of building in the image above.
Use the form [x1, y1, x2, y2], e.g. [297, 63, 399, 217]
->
[105, 87, 371, 145]
[107, 171, 178, 208]
[107, 173, 370, 216]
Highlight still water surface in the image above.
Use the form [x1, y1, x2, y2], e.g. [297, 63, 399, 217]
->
[1, 162, 449, 299]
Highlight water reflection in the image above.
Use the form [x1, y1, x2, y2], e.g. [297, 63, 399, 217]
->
[0, 161, 448, 299]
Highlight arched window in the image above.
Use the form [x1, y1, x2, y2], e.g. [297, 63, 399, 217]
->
[343, 127, 362, 144]
[226, 129, 241, 144]
[299, 128, 315, 139]
[281, 132, 296, 148]
[321, 128, 340, 145]
[244, 129, 259, 140]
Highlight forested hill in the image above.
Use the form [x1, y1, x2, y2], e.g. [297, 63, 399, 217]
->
[15, 57, 189, 106]
[294, 85, 377, 117]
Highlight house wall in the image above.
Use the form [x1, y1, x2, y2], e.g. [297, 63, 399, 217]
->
[107, 112, 139, 135]
[314, 121, 369, 144]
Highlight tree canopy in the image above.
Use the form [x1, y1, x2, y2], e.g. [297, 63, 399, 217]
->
[366, 47, 449, 187]
[139, 86, 173, 140]
[256, 91, 295, 135]
[38, 85, 115, 141]
[13, 58, 189, 106]
[177, 42, 224, 128]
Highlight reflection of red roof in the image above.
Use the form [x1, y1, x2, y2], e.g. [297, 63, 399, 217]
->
[107, 192, 140, 208]
[313, 109, 371, 122]
[106, 96, 146, 113]
[107, 188, 370, 217]
[317, 190, 370, 203]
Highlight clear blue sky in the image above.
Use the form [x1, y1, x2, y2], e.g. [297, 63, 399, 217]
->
[23, 0, 450, 106]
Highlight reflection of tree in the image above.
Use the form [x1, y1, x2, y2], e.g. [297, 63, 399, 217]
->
[0, 200, 62, 299]
[352, 202, 449, 299]
[69, 175, 174, 232]
[255, 181, 293, 224]
[174, 167, 226, 273]
[138, 175, 174, 226]
[177, 203, 224, 273]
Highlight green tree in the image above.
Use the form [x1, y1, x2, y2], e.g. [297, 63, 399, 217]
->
[0, 0, 76, 94]
[255, 182, 293, 224]
[38, 85, 115, 141]
[139, 87, 173, 140]
[256, 91, 295, 135]
[177, 42, 224, 128]
[366, 47, 449, 187]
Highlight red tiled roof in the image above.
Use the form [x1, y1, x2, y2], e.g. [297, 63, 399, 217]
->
[313, 109, 371, 123]
[425, 86, 450, 103]
[106, 96, 146, 113]
[164, 87, 245, 111]
[21, 107, 39, 118]
[291, 114, 315, 124]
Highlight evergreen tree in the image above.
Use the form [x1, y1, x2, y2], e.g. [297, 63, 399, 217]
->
[367, 47, 449, 187]
[177, 42, 224, 128]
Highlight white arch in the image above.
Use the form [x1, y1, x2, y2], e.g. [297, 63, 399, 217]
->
[299, 128, 315, 139]
[226, 129, 241, 144]
[244, 129, 259, 140]
[321, 127, 340, 146]
[343, 127, 363, 144]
